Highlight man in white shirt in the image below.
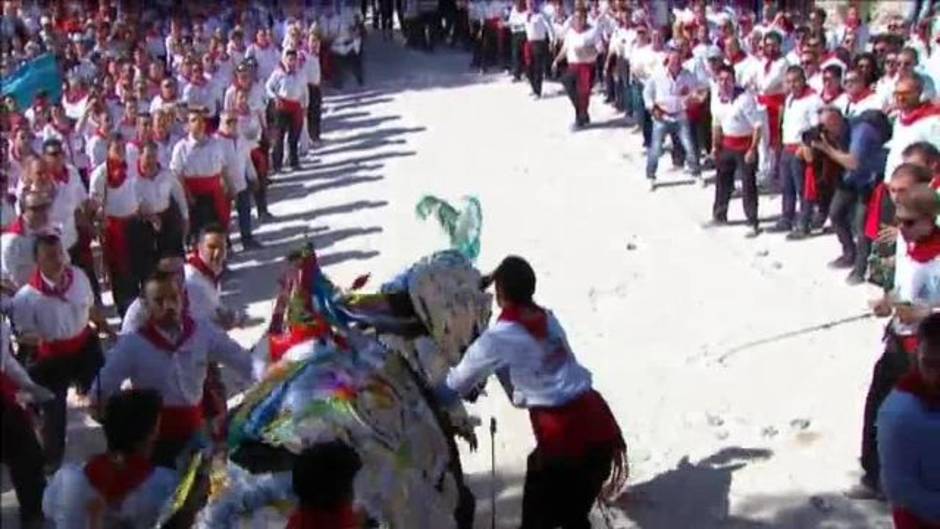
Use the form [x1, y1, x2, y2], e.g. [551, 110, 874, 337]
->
[12, 233, 107, 471]
[304, 32, 323, 144]
[437, 256, 626, 529]
[771, 65, 822, 237]
[1, 191, 54, 289]
[92, 268, 258, 467]
[266, 48, 308, 173]
[246, 27, 281, 87]
[643, 47, 704, 190]
[523, 0, 551, 97]
[709, 64, 763, 236]
[216, 112, 261, 251]
[170, 107, 231, 240]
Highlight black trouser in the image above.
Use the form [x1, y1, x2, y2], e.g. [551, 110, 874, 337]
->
[860, 332, 912, 487]
[419, 10, 440, 51]
[379, 0, 394, 30]
[479, 23, 499, 70]
[189, 192, 223, 246]
[362, 0, 377, 26]
[454, 8, 470, 47]
[829, 186, 871, 273]
[27, 336, 104, 470]
[527, 40, 548, 96]
[272, 108, 301, 172]
[334, 52, 364, 86]
[307, 83, 322, 143]
[1, 402, 46, 526]
[440, 0, 456, 43]
[510, 32, 526, 80]
[713, 147, 758, 226]
[109, 217, 149, 318]
[521, 446, 613, 529]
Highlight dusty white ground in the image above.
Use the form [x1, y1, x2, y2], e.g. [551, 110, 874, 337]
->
[3, 36, 896, 528]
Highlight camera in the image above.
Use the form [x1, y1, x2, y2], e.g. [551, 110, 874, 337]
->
[801, 125, 823, 146]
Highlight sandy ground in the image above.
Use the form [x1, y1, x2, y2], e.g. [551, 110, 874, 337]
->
[3, 35, 897, 528]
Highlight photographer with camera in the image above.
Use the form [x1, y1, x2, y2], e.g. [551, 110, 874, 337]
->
[806, 105, 891, 284]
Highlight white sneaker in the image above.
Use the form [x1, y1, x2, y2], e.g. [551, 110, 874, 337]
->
[648, 179, 657, 191]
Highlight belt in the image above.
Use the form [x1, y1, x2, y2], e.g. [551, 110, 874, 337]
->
[722, 135, 753, 152]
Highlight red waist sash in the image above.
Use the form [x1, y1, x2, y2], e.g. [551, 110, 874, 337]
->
[783, 143, 801, 154]
[38, 326, 93, 362]
[104, 215, 134, 275]
[277, 98, 304, 128]
[184, 174, 230, 227]
[722, 134, 753, 152]
[864, 182, 888, 240]
[757, 93, 786, 148]
[529, 389, 623, 459]
[567, 63, 595, 114]
[158, 404, 205, 443]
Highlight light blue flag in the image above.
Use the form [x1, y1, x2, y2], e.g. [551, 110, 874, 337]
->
[1, 54, 63, 109]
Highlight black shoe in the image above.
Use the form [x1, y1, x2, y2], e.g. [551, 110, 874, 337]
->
[845, 271, 866, 285]
[828, 255, 855, 269]
[259, 211, 277, 222]
[242, 238, 263, 250]
[701, 218, 728, 229]
[786, 227, 810, 241]
[767, 220, 793, 233]
[745, 225, 762, 238]
[844, 477, 884, 501]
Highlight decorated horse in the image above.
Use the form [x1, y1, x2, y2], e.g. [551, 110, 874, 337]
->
[196, 197, 487, 529]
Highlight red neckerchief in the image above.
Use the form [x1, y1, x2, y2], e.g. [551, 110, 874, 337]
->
[899, 103, 940, 127]
[106, 158, 128, 188]
[845, 17, 860, 31]
[140, 315, 195, 353]
[848, 86, 875, 103]
[53, 120, 72, 135]
[64, 89, 87, 104]
[895, 368, 940, 410]
[906, 229, 940, 263]
[3, 216, 25, 235]
[187, 253, 220, 287]
[729, 50, 747, 64]
[216, 130, 237, 141]
[50, 165, 70, 184]
[84, 454, 155, 507]
[29, 267, 74, 301]
[95, 128, 109, 140]
[763, 52, 780, 73]
[137, 159, 159, 180]
[255, 39, 271, 50]
[498, 304, 548, 340]
[286, 505, 359, 529]
[821, 88, 843, 104]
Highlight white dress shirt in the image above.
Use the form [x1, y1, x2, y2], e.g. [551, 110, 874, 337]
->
[11, 266, 93, 341]
[89, 163, 139, 218]
[169, 135, 226, 181]
[781, 89, 822, 145]
[643, 67, 700, 119]
[711, 88, 762, 137]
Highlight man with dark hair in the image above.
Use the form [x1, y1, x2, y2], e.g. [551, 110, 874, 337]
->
[902, 141, 940, 188]
[289, 440, 364, 528]
[770, 65, 821, 237]
[11, 233, 108, 472]
[853, 182, 940, 500]
[43, 389, 209, 528]
[810, 107, 891, 283]
[438, 255, 628, 529]
[2, 191, 54, 288]
[877, 314, 940, 528]
[265, 48, 307, 173]
[89, 132, 148, 317]
[92, 270, 260, 467]
[708, 63, 762, 237]
[170, 106, 232, 240]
